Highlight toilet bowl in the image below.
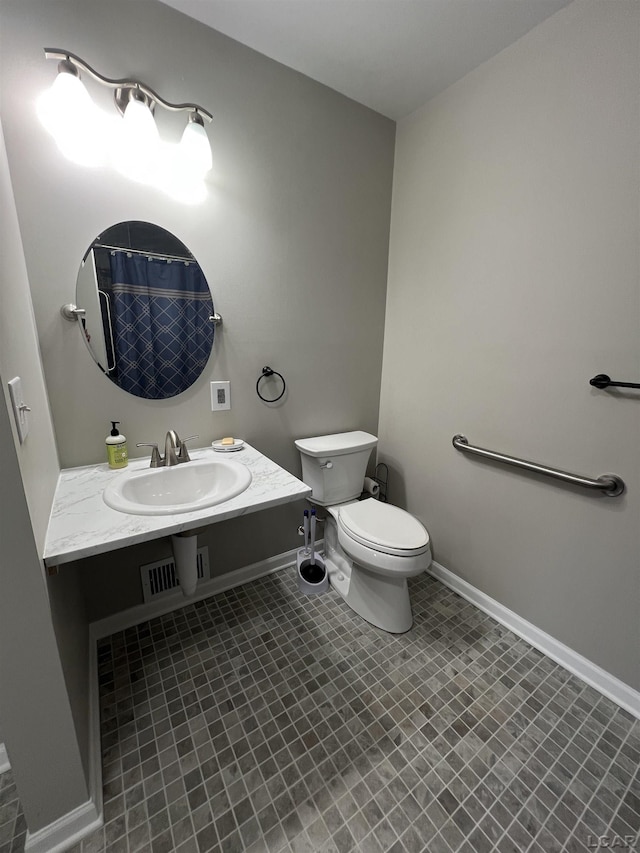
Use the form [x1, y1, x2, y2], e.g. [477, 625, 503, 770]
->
[294, 431, 432, 633]
[324, 499, 431, 633]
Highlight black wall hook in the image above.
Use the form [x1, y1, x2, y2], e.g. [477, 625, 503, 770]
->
[590, 374, 640, 390]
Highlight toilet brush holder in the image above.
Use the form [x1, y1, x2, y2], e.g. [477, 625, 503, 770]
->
[297, 548, 328, 595]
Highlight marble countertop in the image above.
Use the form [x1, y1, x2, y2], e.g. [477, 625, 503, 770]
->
[43, 443, 311, 567]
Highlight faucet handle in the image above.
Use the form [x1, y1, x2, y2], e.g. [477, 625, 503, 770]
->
[136, 443, 162, 467]
[177, 435, 199, 463]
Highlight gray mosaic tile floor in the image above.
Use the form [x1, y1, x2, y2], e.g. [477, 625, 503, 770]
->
[1, 571, 639, 853]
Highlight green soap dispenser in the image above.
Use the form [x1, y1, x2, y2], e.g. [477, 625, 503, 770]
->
[106, 421, 128, 469]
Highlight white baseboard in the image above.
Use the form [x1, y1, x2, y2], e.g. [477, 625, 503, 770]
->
[76, 550, 636, 853]
[19, 610, 107, 853]
[2, 743, 101, 853]
[429, 561, 640, 720]
[90, 544, 305, 640]
[28, 549, 637, 853]
[0, 743, 10, 774]
[24, 798, 101, 853]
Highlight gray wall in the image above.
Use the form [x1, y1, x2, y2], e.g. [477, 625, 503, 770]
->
[0, 389, 90, 830]
[0, 0, 394, 615]
[0, 123, 92, 829]
[0, 122, 59, 555]
[379, 0, 640, 690]
[0, 0, 394, 473]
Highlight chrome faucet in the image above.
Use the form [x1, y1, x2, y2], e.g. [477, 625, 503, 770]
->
[135, 442, 163, 467]
[176, 434, 198, 463]
[164, 430, 180, 467]
[136, 431, 199, 467]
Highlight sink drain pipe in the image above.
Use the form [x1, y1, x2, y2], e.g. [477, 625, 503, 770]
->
[172, 532, 199, 596]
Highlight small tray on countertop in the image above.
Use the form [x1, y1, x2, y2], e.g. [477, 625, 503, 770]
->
[212, 438, 245, 452]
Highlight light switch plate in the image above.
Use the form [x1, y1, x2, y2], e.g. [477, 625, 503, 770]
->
[210, 380, 231, 411]
[8, 377, 30, 443]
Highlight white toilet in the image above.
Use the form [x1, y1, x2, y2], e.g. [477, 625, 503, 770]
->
[295, 431, 431, 633]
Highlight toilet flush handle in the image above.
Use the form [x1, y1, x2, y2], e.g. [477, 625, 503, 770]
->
[319, 460, 333, 469]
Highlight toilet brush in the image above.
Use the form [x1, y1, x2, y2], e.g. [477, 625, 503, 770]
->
[297, 507, 327, 592]
[303, 509, 310, 555]
[310, 509, 317, 565]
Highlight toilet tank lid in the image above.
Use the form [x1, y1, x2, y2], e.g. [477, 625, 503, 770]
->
[295, 431, 378, 457]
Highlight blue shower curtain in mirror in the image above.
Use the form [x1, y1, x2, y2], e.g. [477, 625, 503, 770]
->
[109, 252, 214, 399]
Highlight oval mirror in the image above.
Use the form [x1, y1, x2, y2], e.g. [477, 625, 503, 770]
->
[76, 221, 215, 399]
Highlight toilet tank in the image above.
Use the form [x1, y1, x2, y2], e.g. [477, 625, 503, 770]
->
[294, 431, 378, 505]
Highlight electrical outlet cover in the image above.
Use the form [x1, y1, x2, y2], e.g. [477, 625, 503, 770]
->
[210, 380, 231, 411]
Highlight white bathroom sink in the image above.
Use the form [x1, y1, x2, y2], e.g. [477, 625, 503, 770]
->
[103, 458, 252, 515]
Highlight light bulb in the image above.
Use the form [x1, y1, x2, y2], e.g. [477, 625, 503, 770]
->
[112, 94, 160, 184]
[155, 141, 207, 205]
[36, 64, 106, 167]
[179, 114, 212, 177]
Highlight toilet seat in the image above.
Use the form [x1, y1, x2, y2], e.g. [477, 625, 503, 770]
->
[338, 499, 430, 557]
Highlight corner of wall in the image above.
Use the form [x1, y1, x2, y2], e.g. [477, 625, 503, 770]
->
[0, 119, 60, 554]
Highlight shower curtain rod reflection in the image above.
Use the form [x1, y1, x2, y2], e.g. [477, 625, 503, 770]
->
[94, 244, 195, 263]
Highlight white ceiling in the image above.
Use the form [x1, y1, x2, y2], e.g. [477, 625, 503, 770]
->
[159, 0, 570, 119]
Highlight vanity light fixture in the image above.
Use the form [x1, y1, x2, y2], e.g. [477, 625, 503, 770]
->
[37, 49, 213, 203]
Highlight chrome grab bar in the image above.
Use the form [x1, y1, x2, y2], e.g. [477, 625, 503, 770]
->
[452, 435, 624, 497]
